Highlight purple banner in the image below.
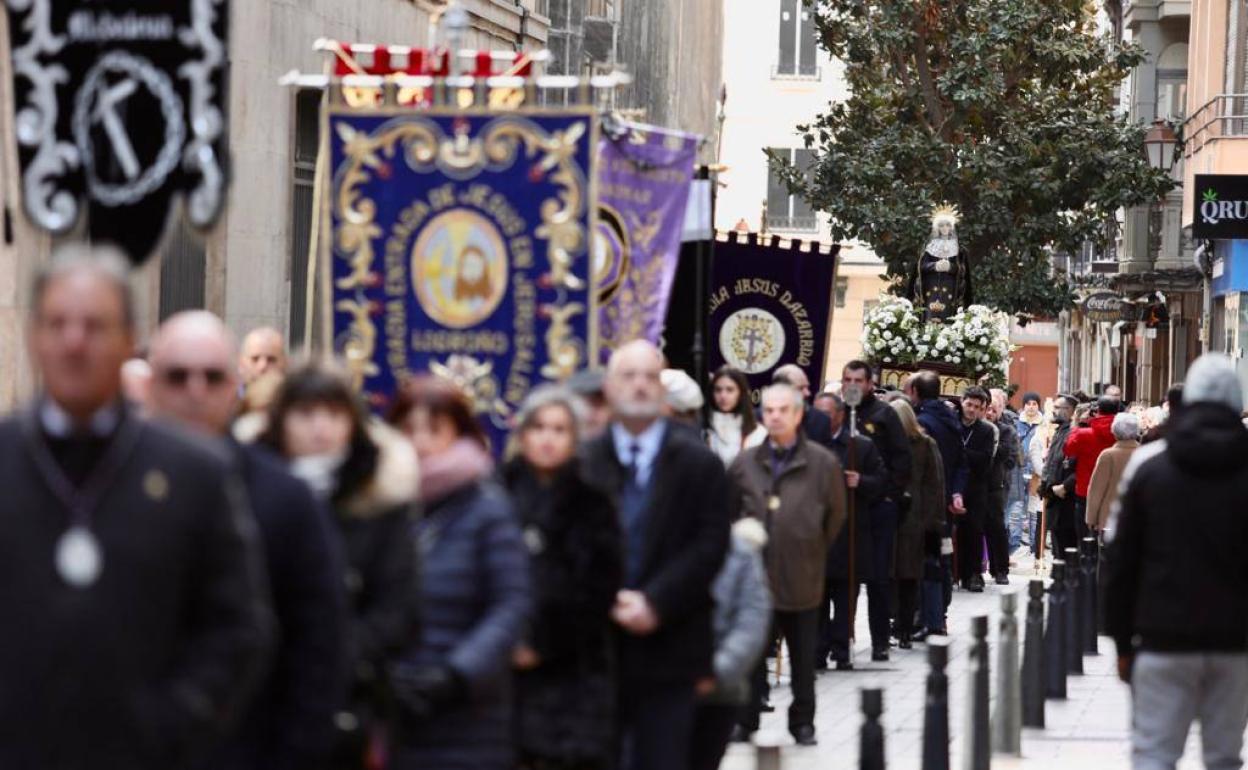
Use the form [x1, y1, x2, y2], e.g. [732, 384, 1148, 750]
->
[708, 234, 840, 404]
[595, 126, 698, 361]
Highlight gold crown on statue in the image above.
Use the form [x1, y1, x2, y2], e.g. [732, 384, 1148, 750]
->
[930, 204, 961, 225]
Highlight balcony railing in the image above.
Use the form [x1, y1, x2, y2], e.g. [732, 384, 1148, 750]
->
[771, 64, 822, 81]
[1181, 94, 1248, 158]
[765, 214, 819, 232]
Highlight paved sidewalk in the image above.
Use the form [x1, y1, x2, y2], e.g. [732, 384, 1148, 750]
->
[718, 551, 1210, 770]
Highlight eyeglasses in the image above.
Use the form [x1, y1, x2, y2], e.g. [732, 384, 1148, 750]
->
[159, 366, 229, 388]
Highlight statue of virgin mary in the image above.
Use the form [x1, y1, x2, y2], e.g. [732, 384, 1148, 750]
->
[908, 206, 973, 322]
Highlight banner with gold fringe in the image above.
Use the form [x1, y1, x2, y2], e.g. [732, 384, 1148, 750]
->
[594, 123, 698, 361]
[327, 108, 597, 450]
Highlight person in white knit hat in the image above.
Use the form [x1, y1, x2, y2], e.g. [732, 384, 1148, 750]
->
[661, 368, 705, 428]
[1105, 353, 1248, 770]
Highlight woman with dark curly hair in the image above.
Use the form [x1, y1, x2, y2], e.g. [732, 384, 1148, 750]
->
[261, 361, 420, 769]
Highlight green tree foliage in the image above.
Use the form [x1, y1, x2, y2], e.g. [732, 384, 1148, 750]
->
[773, 0, 1173, 318]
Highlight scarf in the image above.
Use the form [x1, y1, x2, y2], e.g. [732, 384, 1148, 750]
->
[289, 451, 347, 500]
[418, 438, 494, 505]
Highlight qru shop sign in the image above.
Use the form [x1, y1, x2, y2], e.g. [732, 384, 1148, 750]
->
[1194, 175, 1248, 239]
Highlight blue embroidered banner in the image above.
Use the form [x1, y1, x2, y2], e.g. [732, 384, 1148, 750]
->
[328, 110, 597, 449]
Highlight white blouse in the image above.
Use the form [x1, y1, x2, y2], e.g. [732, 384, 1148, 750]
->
[707, 411, 767, 466]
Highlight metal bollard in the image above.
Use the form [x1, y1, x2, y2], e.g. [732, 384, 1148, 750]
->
[1063, 547, 1084, 675]
[964, 615, 991, 770]
[1021, 579, 1047, 727]
[860, 688, 886, 770]
[1081, 537, 1099, 655]
[922, 637, 952, 770]
[993, 592, 1022, 755]
[756, 744, 783, 770]
[1044, 560, 1068, 699]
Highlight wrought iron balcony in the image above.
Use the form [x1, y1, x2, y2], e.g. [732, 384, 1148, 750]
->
[1181, 94, 1248, 158]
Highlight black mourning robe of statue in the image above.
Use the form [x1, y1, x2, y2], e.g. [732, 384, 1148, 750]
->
[909, 239, 973, 323]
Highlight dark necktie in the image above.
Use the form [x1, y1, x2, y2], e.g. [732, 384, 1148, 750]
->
[626, 442, 642, 487]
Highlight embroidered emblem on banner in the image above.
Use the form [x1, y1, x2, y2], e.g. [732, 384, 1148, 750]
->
[412, 209, 510, 328]
[720, 309, 786, 374]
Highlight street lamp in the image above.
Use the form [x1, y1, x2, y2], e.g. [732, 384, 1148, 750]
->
[1143, 119, 1178, 173]
[1141, 120, 1178, 260]
[1140, 119, 1182, 385]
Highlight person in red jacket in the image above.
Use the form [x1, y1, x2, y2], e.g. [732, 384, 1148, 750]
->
[1062, 396, 1121, 551]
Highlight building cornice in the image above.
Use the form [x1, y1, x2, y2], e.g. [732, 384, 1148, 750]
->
[1124, 0, 1190, 28]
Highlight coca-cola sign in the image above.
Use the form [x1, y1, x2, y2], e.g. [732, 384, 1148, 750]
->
[1082, 292, 1128, 323]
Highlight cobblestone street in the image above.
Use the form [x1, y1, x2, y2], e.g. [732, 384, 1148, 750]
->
[720, 552, 1212, 770]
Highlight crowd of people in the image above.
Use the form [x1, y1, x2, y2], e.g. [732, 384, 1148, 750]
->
[5, 244, 1248, 770]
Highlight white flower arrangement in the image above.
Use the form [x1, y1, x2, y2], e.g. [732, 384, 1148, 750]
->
[861, 296, 1013, 382]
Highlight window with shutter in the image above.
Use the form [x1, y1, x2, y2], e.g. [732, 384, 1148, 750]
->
[799, 6, 818, 76]
[764, 148, 819, 232]
[288, 89, 321, 349]
[775, 1, 821, 78]
[778, 0, 798, 75]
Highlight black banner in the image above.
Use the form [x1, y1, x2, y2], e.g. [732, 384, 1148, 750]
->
[1193, 175, 1248, 240]
[6, 0, 230, 263]
[708, 234, 839, 403]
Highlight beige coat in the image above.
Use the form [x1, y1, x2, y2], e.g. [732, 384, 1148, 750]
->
[728, 437, 848, 611]
[1085, 439, 1140, 531]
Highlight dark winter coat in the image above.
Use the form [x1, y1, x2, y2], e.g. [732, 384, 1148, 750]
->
[1040, 420, 1077, 528]
[1064, 414, 1116, 498]
[394, 480, 530, 769]
[729, 436, 848, 610]
[916, 397, 967, 500]
[895, 434, 947, 581]
[317, 423, 420, 766]
[1105, 403, 1248, 654]
[214, 442, 348, 770]
[581, 422, 730, 685]
[822, 430, 888, 583]
[801, 406, 836, 451]
[502, 459, 621, 767]
[851, 392, 913, 499]
[988, 415, 1019, 492]
[959, 418, 997, 522]
[0, 407, 273, 770]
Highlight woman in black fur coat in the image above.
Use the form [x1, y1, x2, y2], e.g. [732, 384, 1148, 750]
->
[502, 386, 623, 770]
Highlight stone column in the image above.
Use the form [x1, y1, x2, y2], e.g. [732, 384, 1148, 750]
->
[1123, 13, 1164, 268]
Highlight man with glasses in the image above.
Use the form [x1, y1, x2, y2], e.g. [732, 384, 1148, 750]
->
[1039, 395, 1079, 559]
[148, 311, 348, 770]
[0, 245, 272, 769]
